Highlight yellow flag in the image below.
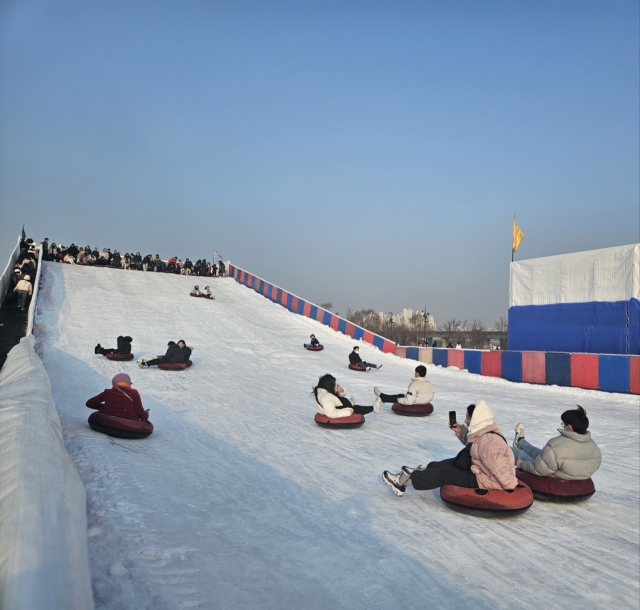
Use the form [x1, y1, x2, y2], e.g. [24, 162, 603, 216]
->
[512, 216, 524, 253]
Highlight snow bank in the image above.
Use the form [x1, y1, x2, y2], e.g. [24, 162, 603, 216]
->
[0, 335, 93, 610]
[33, 262, 639, 609]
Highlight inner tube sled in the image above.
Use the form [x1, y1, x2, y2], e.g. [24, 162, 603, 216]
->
[392, 402, 434, 416]
[106, 352, 134, 361]
[348, 363, 367, 372]
[314, 412, 365, 429]
[158, 360, 193, 370]
[516, 469, 595, 502]
[88, 411, 153, 439]
[306, 345, 324, 351]
[190, 292, 203, 297]
[440, 482, 533, 518]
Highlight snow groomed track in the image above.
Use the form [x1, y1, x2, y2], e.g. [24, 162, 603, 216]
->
[34, 262, 639, 610]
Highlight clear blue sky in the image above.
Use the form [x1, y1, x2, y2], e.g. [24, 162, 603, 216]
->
[1, 0, 638, 325]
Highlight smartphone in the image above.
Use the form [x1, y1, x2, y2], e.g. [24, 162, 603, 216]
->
[449, 411, 457, 426]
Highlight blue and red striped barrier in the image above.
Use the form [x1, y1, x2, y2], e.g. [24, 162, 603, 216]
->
[228, 263, 396, 354]
[228, 263, 638, 395]
[392, 345, 638, 395]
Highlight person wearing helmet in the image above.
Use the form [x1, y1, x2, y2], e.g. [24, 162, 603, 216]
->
[86, 373, 150, 421]
[13, 274, 33, 310]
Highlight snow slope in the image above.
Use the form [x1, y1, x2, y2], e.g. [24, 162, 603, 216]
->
[34, 262, 639, 610]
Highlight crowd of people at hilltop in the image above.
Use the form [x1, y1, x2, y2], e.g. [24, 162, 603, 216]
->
[40, 239, 226, 277]
[3, 237, 40, 310]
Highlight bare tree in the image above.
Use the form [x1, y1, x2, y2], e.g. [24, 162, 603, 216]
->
[441, 318, 467, 347]
[469, 319, 487, 349]
[494, 316, 508, 331]
[319, 302, 333, 311]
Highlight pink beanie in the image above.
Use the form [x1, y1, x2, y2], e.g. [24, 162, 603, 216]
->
[112, 373, 132, 387]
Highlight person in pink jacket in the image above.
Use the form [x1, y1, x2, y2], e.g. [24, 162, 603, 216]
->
[382, 400, 517, 497]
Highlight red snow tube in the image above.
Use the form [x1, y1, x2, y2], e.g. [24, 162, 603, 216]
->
[306, 345, 324, 351]
[88, 411, 153, 439]
[314, 412, 365, 429]
[190, 292, 202, 297]
[348, 364, 367, 372]
[440, 482, 533, 517]
[392, 402, 434, 416]
[158, 360, 193, 370]
[516, 469, 595, 502]
[105, 352, 134, 361]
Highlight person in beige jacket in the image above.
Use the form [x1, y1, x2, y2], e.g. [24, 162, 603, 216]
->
[372, 365, 434, 411]
[313, 374, 378, 419]
[512, 405, 602, 480]
[13, 275, 33, 310]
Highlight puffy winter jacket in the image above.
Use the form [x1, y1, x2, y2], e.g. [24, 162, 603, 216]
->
[116, 336, 133, 354]
[397, 376, 435, 405]
[181, 346, 192, 361]
[349, 351, 362, 365]
[520, 429, 602, 480]
[164, 345, 185, 363]
[454, 401, 517, 491]
[315, 388, 353, 419]
[14, 279, 32, 295]
[86, 387, 149, 420]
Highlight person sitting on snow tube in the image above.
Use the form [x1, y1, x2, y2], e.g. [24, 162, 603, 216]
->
[313, 374, 379, 419]
[382, 401, 517, 496]
[86, 373, 150, 421]
[203, 286, 214, 299]
[95, 335, 133, 356]
[512, 405, 602, 480]
[138, 341, 184, 368]
[304, 334, 320, 348]
[349, 346, 381, 371]
[191, 285, 203, 296]
[373, 365, 434, 411]
[178, 339, 192, 361]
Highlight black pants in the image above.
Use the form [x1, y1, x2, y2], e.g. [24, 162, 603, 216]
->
[410, 458, 477, 490]
[337, 397, 373, 415]
[379, 392, 404, 403]
[145, 357, 175, 366]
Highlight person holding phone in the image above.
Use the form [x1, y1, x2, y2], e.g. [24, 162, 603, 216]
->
[372, 365, 434, 411]
[382, 400, 517, 497]
[312, 374, 379, 419]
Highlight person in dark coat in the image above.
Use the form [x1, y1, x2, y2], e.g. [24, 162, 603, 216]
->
[41, 238, 50, 261]
[218, 261, 225, 277]
[95, 336, 133, 356]
[304, 334, 320, 348]
[86, 373, 150, 421]
[138, 341, 184, 367]
[349, 346, 382, 370]
[178, 340, 192, 361]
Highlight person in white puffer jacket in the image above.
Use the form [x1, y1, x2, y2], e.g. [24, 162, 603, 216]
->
[512, 405, 602, 480]
[372, 365, 434, 411]
[313, 374, 378, 419]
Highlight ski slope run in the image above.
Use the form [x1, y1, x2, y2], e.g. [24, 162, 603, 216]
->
[34, 263, 639, 610]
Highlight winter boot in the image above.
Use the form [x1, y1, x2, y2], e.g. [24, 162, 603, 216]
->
[95, 344, 102, 355]
[513, 423, 525, 449]
[382, 471, 410, 497]
[373, 386, 381, 397]
[401, 465, 424, 476]
[373, 397, 382, 414]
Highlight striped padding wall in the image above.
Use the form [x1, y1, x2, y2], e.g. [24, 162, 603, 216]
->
[228, 263, 638, 395]
[228, 264, 396, 353]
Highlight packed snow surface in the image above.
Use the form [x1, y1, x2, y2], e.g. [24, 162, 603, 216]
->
[34, 263, 639, 609]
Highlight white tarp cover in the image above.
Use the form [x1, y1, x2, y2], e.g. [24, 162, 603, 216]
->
[0, 236, 21, 306]
[509, 243, 640, 307]
[0, 335, 94, 610]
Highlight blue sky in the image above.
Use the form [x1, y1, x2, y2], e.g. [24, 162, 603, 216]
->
[1, 0, 638, 325]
